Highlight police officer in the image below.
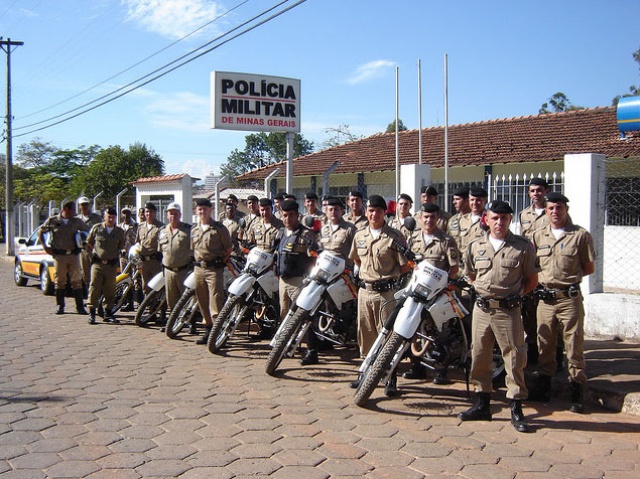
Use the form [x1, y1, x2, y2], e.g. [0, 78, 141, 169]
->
[459, 200, 538, 433]
[222, 200, 241, 254]
[191, 198, 233, 345]
[85, 207, 125, 324]
[300, 197, 356, 366]
[457, 186, 488, 266]
[158, 202, 192, 319]
[276, 199, 318, 320]
[238, 195, 260, 244]
[39, 201, 90, 315]
[77, 196, 103, 295]
[273, 192, 285, 220]
[245, 198, 284, 251]
[218, 194, 245, 221]
[529, 193, 595, 413]
[119, 206, 138, 312]
[304, 191, 326, 223]
[135, 202, 164, 297]
[403, 203, 461, 383]
[447, 186, 471, 244]
[349, 194, 411, 396]
[387, 193, 415, 239]
[344, 190, 368, 229]
[415, 186, 451, 233]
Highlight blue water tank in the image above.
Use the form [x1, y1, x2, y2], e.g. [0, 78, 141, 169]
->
[617, 96, 640, 136]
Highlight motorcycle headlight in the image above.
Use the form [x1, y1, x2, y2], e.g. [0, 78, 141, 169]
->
[413, 283, 433, 301]
[314, 268, 332, 284]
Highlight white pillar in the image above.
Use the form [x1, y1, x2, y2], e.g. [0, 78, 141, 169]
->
[400, 164, 431, 214]
[563, 153, 605, 294]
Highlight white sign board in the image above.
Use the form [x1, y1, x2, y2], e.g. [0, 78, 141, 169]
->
[210, 71, 300, 133]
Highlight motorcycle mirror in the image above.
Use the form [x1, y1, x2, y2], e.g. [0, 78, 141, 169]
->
[404, 216, 417, 232]
[238, 217, 246, 229]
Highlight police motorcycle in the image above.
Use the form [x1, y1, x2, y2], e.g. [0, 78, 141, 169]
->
[166, 254, 245, 340]
[134, 270, 167, 326]
[101, 245, 141, 316]
[206, 245, 280, 354]
[264, 246, 358, 376]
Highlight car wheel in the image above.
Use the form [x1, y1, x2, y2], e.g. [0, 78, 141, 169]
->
[14, 262, 28, 286]
[40, 265, 54, 296]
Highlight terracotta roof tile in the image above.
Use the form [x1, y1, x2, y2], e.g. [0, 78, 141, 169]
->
[237, 107, 640, 181]
[132, 174, 189, 184]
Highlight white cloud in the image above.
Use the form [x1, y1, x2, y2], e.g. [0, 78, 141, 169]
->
[347, 60, 396, 85]
[122, 0, 224, 39]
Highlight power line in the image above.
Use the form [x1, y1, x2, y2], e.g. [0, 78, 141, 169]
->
[13, 0, 306, 137]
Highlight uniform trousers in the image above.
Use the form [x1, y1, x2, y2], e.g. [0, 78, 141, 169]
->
[80, 249, 92, 287]
[536, 295, 586, 384]
[279, 276, 305, 319]
[470, 304, 528, 399]
[53, 254, 83, 290]
[357, 288, 396, 357]
[87, 263, 117, 310]
[164, 268, 189, 311]
[140, 259, 162, 293]
[194, 265, 224, 326]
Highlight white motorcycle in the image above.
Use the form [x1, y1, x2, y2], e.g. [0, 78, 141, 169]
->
[134, 271, 166, 327]
[264, 250, 357, 376]
[207, 247, 280, 354]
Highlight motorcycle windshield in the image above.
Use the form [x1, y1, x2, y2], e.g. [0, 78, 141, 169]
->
[245, 248, 273, 275]
[310, 251, 345, 283]
[411, 261, 449, 301]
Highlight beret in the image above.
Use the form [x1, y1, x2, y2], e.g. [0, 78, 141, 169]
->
[453, 185, 470, 198]
[469, 186, 488, 198]
[274, 192, 286, 200]
[529, 177, 549, 188]
[487, 200, 513, 214]
[420, 203, 440, 213]
[194, 198, 212, 208]
[367, 194, 387, 210]
[545, 192, 569, 204]
[247, 195, 259, 202]
[348, 190, 363, 199]
[227, 194, 238, 201]
[144, 201, 157, 210]
[305, 191, 319, 200]
[258, 197, 272, 207]
[326, 197, 344, 208]
[284, 194, 297, 201]
[105, 206, 117, 216]
[421, 185, 438, 196]
[397, 193, 413, 203]
[280, 199, 299, 212]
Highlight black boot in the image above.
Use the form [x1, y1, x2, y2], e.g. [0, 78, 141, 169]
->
[74, 289, 88, 315]
[458, 392, 492, 421]
[349, 374, 362, 389]
[189, 321, 199, 335]
[196, 326, 212, 345]
[135, 288, 144, 307]
[300, 349, 319, 366]
[510, 400, 531, 433]
[88, 308, 97, 325]
[55, 289, 65, 315]
[103, 308, 120, 324]
[528, 374, 551, 402]
[569, 381, 584, 414]
[403, 361, 427, 380]
[433, 368, 450, 385]
[122, 289, 135, 312]
[384, 371, 399, 397]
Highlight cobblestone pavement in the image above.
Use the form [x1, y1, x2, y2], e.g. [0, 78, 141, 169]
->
[1, 259, 639, 479]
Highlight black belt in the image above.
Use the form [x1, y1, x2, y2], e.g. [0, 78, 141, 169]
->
[537, 284, 581, 302]
[163, 264, 191, 273]
[360, 278, 398, 293]
[91, 255, 119, 266]
[52, 248, 81, 256]
[476, 295, 521, 310]
[195, 258, 225, 269]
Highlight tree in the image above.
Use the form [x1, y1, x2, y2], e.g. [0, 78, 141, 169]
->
[220, 132, 314, 185]
[322, 124, 364, 149]
[15, 139, 57, 168]
[385, 119, 408, 133]
[612, 46, 640, 106]
[539, 92, 583, 114]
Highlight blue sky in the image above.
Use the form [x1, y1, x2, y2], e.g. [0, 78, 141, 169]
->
[1, 0, 639, 182]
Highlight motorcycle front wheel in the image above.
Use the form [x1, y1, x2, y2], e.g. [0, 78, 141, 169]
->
[134, 289, 166, 326]
[354, 331, 406, 407]
[265, 307, 309, 376]
[166, 289, 198, 339]
[208, 294, 248, 354]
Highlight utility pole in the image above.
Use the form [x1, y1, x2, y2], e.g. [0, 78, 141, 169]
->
[1, 38, 24, 256]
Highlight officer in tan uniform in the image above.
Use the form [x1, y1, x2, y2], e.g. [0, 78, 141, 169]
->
[414, 186, 451, 233]
[300, 197, 357, 366]
[118, 207, 138, 312]
[273, 192, 285, 220]
[40, 201, 90, 315]
[77, 196, 103, 295]
[86, 207, 125, 324]
[245, 198, 284, 251]
[519, 178, 551, 365]
[528, 193, 595, 413]
[349, 194, 411, 396]
[447, 186, 471, 244]
[387, 193, 415, 239]
[457, 186, 488, 267]
[135, 202, 164, 296]
[459, 200, 538, 433]
[222, 201, 241, 254]
[191, 198, 233, 345]
[304, 191, 326, 223]
[344, 190, 368, 229]
[403, 203, 461, 383]
[238, 195, 260, 244]
[158, 202, 192, 317]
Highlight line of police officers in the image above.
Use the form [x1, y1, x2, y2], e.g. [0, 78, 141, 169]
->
[40, 182, 594, 432]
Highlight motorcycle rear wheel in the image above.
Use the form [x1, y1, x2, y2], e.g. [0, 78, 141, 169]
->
[208, 294, 247, 354]
[134, 289, 166, 326]
[265, 307, 309, 376]
[354, 331, 405, 407]
[166, 289, 198, 339]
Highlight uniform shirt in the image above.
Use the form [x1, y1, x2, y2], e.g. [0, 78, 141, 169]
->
[344, 211, 368, 229]
[387, 215, 415, 240]
[191, 221, 233, 262]
[410, 228, 460, 272]
[464, 231, 538, 299]
[245, 217, 284, 251]
[79, 212, 103, 229]
[158, 222, 192, 269]
[87, 223, 125, 261]
[519, 205, 549, 241]
[319, 219, 356, 260]
[532, 222, 595, 289]
[240, 213, 260, 238]
[136, 219, 165, 256]
[447, 211, 464, 243]
[413, 210, 451, 234]
[457, 212, 484, 257]
[119, 220, 138, 254]
[222, 216, 241, 252]
[307, 210, 327, 224]
[40, 214, 89, 250]
[349, 224, 408, 283]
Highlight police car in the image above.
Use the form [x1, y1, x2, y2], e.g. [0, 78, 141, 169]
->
[14, 226, 55, 295]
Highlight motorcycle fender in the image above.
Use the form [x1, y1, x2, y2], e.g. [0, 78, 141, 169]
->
[327, 278, 356, 309]
[295, 280, 324, 312]
[228, 273, 257, 297]
[257, 270, 279, 297]
[183, 271, 196, 289]
[147, 272, 165, 291]
[393, 297, 425, 339]
[115, 272, 130, 282]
